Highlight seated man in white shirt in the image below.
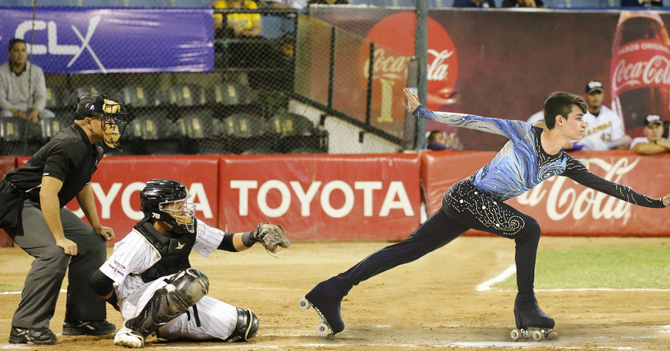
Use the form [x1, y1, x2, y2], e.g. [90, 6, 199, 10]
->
[630, 114, 670, 155]
[571, 80, 631, 151]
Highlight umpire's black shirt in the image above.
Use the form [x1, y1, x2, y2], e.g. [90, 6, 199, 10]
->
[5, 124, 103, 207]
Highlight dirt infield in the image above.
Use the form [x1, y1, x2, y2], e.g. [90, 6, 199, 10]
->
[1, 236, 670, 351]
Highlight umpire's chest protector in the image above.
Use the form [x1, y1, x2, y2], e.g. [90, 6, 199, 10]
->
[135, 221, 196, 283]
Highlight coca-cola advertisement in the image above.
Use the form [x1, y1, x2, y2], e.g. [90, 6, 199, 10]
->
[421, 151, 670, 237]
[611, 11, 670, 136]
[309, 8, 670, 150]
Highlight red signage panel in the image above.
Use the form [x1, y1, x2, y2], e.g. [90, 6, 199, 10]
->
[422, 151, 670, 237]
[219, 154, 422, 241]
[18, 155, 219, 243]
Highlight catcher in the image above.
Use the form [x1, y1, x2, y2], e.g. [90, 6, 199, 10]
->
[89, 179, 289, 348]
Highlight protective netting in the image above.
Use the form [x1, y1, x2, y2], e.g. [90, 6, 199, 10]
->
[0, 1, 422, 156]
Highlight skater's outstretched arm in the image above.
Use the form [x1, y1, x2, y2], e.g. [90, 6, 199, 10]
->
[403, 88, 530, 139]
[562, 156, 669, 208]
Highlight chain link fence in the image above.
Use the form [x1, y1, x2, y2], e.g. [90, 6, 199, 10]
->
[0, 1, 430, 157]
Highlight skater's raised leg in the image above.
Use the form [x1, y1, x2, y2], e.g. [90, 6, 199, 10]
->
[304, 209, 468, 335]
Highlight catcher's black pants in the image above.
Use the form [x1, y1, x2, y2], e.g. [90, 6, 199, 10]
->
[337, 177, 541, 299]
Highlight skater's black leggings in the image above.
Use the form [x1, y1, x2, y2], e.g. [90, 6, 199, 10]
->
[338, 177, 541, 298]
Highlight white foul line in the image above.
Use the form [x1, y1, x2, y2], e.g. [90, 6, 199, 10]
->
[0, 289, 66, 295]
[476, 264, 516, 292]
[475, 265, 670, 292]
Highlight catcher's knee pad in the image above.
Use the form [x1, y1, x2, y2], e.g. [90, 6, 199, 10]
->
[169, 268, 209, 305]
[125, 268, 209, 338]
[228, 308, 259, 342]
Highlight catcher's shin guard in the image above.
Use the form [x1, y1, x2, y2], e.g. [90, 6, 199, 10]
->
[227, 308, 259, 342]
[125, 268, 209, 338]
[514, 293, 554, 329]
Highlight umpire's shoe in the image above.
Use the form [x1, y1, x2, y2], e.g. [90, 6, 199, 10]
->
[62, 319, 116, 336]
[8, 326, 57, 344]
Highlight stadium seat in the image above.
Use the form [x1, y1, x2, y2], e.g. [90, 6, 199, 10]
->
[45, 86, 62, 109]
[121, 84, 161, 107]
[0, 117, 24, 143]
[176, 110, 221, 139]
[212, 83, 256, 106]
[266, 112, 327, 153]
[0, 117, 41, 156]
[39, 113, 74, 141]
[167, 83, 207, 107]
[174, 110, 226, 154]
[75, 84, 115, 99]
[221, 112, 269, 153]
[267, 112, 314, 137]
[125, 110, 180, 155]
[223, 112, 266, 138]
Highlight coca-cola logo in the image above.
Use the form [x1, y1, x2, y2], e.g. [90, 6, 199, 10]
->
[516, 157, 638, 223]
[362, 48, 455, 82]
[362, 12, 458, 110]
[611, 39, 670, 96]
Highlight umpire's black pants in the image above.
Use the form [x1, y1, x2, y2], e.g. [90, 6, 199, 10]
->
[337, 177, 541, 299]
[5, 200, 107, 329]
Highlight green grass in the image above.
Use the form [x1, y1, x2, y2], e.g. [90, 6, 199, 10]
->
[498, 246, 670, 289]
[0, 283, 22, 291]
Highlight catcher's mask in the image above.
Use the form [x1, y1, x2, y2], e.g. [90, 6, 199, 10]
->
[141, 179, 196, 234]
[75, 93, 128, 149]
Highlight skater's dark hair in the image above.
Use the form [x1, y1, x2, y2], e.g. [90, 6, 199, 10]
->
[543, 92, 586, 130]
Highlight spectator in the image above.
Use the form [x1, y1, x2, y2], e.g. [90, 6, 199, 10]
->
[426, 130, 449, 150]
[453, 0, 496, 7]
[213, 0, 262, 38]
[621, 0, 661, 6]
[0, 38, 54, 125]
[570, 80, 631, 151]
[630, 114, 670, 155]
[502, 0, 544, 7]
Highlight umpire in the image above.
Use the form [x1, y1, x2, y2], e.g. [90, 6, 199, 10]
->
[0, 93, 128, 344]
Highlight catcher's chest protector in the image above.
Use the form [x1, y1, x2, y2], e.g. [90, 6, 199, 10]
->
[135, 222, 195, 283]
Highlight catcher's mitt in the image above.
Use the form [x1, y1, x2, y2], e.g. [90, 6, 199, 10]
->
[254, 222, 290, 254]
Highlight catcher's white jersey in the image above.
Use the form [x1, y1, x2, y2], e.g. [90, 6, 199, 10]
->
[100, 219, 239, 341]
[580, 106, 626, 150]
[100, 218, 223, 300]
